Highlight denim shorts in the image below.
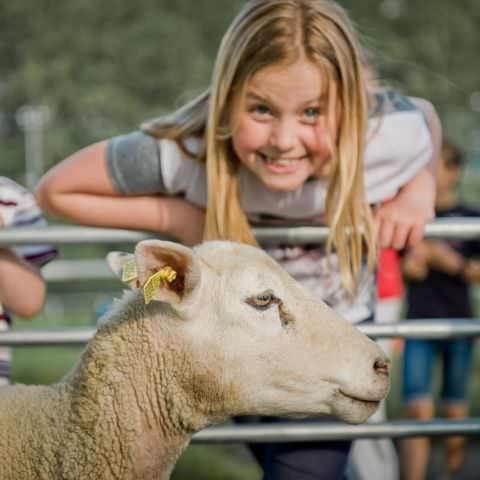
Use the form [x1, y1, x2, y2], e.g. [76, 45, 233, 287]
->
[402, 338, 475, 405]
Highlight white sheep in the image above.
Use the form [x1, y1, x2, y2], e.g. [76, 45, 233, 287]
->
[0, 240, 389, 480]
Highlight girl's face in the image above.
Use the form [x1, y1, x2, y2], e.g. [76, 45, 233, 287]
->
[231, 57, 339, 192]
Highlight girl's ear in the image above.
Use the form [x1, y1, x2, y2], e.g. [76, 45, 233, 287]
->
[106, 251, 140, 289]
[134, 240, 201, 305]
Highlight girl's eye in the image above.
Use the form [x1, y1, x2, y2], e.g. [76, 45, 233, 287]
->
[304, 107, 321, 118]
[246, 290, 277, 310]
[252, 104, 272, 116]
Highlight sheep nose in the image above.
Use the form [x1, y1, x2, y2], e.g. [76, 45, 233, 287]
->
[373, 357, 390, 377]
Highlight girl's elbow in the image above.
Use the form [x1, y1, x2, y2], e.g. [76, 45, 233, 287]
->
[35, 176, 60, 215]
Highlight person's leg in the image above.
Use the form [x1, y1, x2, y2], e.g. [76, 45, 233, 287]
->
[400, 339, 435, 480]
[444, 404, 468, 480]
[400, 400, 434, 480]
[441, 339, 474, 480]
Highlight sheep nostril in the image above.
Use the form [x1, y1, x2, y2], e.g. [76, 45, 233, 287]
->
[373, 357, 390, 376]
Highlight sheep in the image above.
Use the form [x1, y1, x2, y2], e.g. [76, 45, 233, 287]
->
[0, 240, 390, 480]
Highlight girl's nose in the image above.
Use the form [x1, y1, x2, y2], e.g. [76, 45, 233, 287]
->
[269, 118, 297, 152]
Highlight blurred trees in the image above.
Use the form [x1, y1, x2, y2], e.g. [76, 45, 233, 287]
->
[0, 0, 244, 179]
[1, 0, 479, 182]
[342, 0, 480, 152]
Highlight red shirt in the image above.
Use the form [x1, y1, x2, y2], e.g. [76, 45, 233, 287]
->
[377, 249, 404, 299]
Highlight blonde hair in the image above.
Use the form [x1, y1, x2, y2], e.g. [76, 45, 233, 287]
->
[142, 0, 376, 293]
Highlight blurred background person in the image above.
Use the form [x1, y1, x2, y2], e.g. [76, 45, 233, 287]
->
[0, 176, 57, 386]
[400, 140, 480, 480]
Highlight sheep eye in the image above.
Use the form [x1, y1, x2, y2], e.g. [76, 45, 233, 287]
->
[246, 290, 277, 310]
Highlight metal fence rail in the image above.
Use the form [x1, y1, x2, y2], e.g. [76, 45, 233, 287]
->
[2, 218, 480, 246]
[0, 225, 157, 246]
[42, 259, 113, 281]
[193, 419, 480, 443]
[2, 319, 479, 346]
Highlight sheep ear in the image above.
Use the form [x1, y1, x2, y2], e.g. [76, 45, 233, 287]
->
[134, 240, 201, 305]
[106, 251, 141, 289]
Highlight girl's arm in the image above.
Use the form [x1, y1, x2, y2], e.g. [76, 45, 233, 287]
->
[36, 141, 205, 245]
[375, 99, 442, 249]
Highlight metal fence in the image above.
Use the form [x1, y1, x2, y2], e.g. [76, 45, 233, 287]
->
[2, 217, 480, 247]
[1, 219, 480, 442]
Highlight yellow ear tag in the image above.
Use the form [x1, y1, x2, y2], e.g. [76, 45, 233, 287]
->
[122, 260, 138, 283]
[143, 266, 177, 304]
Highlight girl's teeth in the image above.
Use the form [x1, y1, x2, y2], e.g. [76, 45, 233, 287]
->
[262, 156, 298, 166]
[276, 159, 296, 166]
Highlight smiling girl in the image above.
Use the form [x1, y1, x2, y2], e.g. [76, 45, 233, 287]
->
[232, 59, 338, 190]
[36, 1, 438, 478]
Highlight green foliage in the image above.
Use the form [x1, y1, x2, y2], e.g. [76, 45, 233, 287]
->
[339, 0, 480, 148]
[0, 0, 244, 180]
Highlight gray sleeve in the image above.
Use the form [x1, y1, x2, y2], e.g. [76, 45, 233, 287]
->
[106, 131, 166, 195]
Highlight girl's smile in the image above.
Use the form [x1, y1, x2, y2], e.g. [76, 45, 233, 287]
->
[258, 152, 307, 175]
[232, 57, 339, 192]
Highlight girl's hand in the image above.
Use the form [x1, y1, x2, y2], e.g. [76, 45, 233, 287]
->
[375, 168, 435, 249]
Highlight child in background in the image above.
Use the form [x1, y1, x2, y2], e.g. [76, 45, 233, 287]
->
[36, 1, 438, 478]
[0, 177, 57, 386]
[401, 141, 480, 480]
